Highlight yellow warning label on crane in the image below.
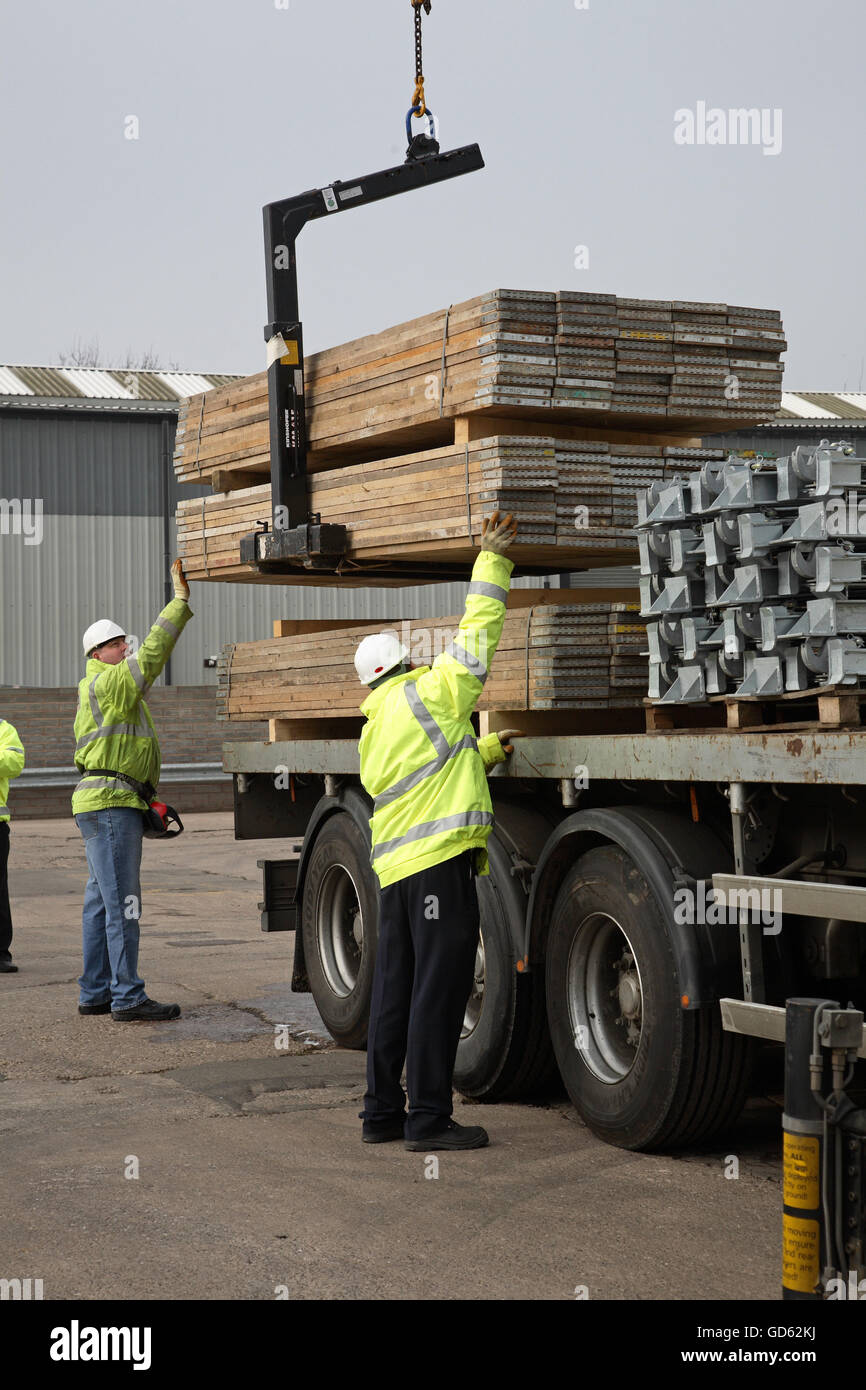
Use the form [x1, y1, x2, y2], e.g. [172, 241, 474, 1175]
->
[280, 341, 300, 366]
[782, 1215, 820, 1294]
[783, 1133, 819, 1210]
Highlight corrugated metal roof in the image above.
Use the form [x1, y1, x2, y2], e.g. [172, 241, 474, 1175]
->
[0, 364, 243, 407]
[156, 372, 218, 397]
[780, 391, 866, 421]
[0, 366, 33, 395]
[796, 391, 866, 419]
[104, 370, 185, 402]
[57, 368, 136, 400]
[12, 365, 85, 397]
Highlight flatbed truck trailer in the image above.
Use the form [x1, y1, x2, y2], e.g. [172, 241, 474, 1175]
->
[225, 722, 866, 1151]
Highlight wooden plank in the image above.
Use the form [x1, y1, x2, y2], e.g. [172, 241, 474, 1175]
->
[268, 717, 362, 741]
[725, 701, 767, 730]
[818, 693, 862, 727]
[272, 619, 375, 638]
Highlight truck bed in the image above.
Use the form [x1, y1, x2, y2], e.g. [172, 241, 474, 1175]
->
[223, 727, 866, 785]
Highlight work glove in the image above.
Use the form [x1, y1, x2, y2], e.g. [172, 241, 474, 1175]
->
[480, 509, 518, 555]
[496, 728, 524, 754]
[171, 558, 190, 602]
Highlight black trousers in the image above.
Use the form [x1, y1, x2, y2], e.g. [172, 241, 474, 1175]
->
[363, 849, 480, 1141]
[0, 823, 12, 960]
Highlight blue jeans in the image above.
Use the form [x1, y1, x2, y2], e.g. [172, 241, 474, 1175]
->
[75, 808, 146, 1011]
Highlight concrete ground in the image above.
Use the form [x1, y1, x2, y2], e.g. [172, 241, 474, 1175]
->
[0, 813, 785, 1301]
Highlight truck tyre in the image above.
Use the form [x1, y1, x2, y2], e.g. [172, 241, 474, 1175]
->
[454, 833, 557, 1102]
[300, 814, 378, 1050]
[545, 844, 752, 1151]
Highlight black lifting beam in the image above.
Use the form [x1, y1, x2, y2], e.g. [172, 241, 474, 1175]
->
[239, 142, 485, 573]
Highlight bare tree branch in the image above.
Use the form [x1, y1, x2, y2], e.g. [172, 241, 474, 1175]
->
[56, 336, 102, 368]
[56, 339, 176, 371]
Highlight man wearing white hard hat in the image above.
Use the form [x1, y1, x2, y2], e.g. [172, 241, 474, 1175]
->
[72, 560, 192, 1021]
[355, 510, 521, 1150]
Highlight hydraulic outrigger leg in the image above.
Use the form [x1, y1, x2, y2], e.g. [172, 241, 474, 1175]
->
[239, 142, 485, 573]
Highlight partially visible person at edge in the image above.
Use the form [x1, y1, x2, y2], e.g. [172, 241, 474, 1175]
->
[72, 559, 192, 1022]
[0, 717, 26, 973]
[354, 509, 522, 1151]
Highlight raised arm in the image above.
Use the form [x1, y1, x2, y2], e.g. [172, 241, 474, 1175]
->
[94, 561, 193, 715]
[415, 511, 518, 724]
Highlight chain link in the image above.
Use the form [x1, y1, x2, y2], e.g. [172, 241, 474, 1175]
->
[414, 3, 424, 81]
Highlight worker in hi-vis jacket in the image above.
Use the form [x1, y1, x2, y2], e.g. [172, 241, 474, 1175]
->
[354, 510, 520, 1150]
[72, 560, 192, 1022]
[0, 717, 26, 973]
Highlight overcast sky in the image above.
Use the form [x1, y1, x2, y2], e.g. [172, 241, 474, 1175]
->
[1, 0, 863, 387]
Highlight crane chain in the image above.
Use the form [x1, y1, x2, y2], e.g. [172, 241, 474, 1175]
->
[411, 0, 432, 116]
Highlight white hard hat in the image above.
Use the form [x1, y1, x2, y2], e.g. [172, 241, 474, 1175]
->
[83, 619, 126, 658]
[354, 632, 409, 686]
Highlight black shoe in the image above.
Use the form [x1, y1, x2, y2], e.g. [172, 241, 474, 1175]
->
[404, 1121, 489, 1151]
[0, 959, 18, 974]
[78, 1001, 111, 1015]
[362, 1120, 406, 1144]
[112, 998, 181, 1022]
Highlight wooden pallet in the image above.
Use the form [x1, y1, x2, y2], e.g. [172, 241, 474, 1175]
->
[256, 706, 646, 746]
[645, 686, 866, 733]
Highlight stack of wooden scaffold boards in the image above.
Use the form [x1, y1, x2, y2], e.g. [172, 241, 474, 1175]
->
[175, 288, 785, 586]
[217, 604, 650, 724]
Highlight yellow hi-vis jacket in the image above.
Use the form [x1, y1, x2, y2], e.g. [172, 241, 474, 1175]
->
[359, 550, 513, 889]
[72, 598, 193, 815]
[0, 720, 25, 822]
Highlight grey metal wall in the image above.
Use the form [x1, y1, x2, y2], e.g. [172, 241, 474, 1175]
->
[704, 424, 866, 458]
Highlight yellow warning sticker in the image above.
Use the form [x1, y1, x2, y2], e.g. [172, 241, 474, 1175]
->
[619, 330, 672, 341]
[280, 341, 300, 366]
[783, 1133, 819, 1210]
[782, 1215, 820, 1293]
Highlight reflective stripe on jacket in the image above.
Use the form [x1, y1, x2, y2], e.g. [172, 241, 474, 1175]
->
[71, 599, 193, 814]
[0, 719, 26, 823]
[359, 551, 513, 888]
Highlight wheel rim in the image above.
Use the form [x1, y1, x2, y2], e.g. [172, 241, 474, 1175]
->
[461, 931, 485, 1040]
[566, 912, 644, 1084]
[316, 863, 364, 998]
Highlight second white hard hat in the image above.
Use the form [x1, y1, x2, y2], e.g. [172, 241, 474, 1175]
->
[354, 632, 409, 686]
[82, 619, 126, 658]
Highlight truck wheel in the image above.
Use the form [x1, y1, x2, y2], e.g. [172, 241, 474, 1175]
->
[454, 833, 556, 1102]
[300, 814, 378, 1049]
[545, 844, 752, 1151]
